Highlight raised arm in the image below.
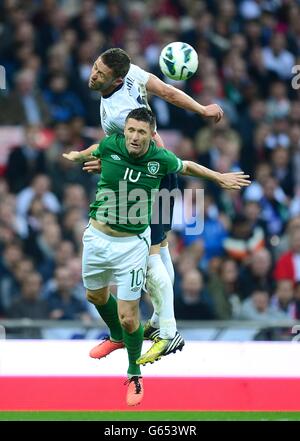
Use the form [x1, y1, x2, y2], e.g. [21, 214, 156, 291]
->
[181, 161, 251, 190]
[62, 143, 98, 162]
[146, 74, 223, 122]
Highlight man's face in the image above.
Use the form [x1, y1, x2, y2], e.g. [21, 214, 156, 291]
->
[89, 57, 120, 92]
[124, 118, 153, 157]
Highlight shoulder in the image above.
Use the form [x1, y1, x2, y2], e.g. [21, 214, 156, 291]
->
[102, 133, 122, 145]
[154, 146, 178, 162]
[126, 64, 150, 84]
[149, 145, 182, 171]
[99, 133, 125, 152]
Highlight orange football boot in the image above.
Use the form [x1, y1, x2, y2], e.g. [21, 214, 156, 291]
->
[125, 376, 144, 406]
[89, 338, 124, 359]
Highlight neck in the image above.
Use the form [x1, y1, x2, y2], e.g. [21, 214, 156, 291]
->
[136, 145, 150, 158]
[101, 82, 122, 97]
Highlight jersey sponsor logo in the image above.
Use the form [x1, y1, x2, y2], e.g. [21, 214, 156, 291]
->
[111, 154, 121, 160]
[102, 108, 107, 121]
[147, 161, 160, 175]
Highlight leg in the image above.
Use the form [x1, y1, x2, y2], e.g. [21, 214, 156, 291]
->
[118, 298, 143, 377]
[87, 287, 124, 358]
[159, 173, 177, 285]
[139, 241, 185, 365]
[160, 236, 175, 285]
[118, 300, 144, 406]
[147, 172, 177, 338]
[147, 243, 176, 339]
[82, 224, 125, 358]
[86, 287, 123, 342]
[139, 174, 185, 364]
[115, 231, 150, 407]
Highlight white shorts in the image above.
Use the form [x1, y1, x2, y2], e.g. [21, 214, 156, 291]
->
[82, 224, 151, 301]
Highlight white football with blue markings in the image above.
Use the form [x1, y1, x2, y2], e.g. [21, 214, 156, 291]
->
[159, 41, 198, 81]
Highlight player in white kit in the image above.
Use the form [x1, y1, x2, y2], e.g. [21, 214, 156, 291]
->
[85, 48, 223, 364]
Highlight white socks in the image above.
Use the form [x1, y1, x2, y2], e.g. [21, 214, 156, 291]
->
[146, 253, 176, 339]
[160, 244, 175, 285]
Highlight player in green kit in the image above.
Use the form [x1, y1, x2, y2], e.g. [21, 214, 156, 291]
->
[85, 47, 223, 363]
[63, 108, 250, 406]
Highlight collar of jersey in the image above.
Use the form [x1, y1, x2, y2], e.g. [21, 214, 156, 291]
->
[102, 82, 124, 99]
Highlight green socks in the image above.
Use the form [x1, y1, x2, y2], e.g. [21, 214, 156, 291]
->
[94, 294, 123, 342]
[123, 323, 144, 377]
[94, 296, 143, 376]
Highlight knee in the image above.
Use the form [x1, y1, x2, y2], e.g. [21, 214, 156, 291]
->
[146, 266, 171, 293]
[119, 314, 137, 332]
[86, 290, 107, 305]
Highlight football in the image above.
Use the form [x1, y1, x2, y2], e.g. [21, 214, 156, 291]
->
[159, 42, 199, 81]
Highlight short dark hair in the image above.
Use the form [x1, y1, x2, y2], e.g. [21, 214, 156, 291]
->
[101, 48, 131, 78]
[125, 108, 156, 131]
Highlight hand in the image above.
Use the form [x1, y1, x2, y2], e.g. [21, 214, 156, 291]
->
[217, 171, 251, 190]
[62, 151, 83, 162]
[82, 159, 102, 174]
[203, 104, 224, 123]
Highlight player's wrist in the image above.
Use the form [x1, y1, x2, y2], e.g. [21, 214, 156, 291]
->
[213, 171, 222, 183]
[198, 104, 207, 117]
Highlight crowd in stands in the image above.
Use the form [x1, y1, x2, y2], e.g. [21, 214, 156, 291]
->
[1, 0, 300, 336]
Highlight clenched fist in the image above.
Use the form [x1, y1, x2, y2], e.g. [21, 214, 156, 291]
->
[203, 104, 224, 123]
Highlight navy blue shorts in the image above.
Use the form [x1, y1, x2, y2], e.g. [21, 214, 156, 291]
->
[150, 173, 178, 246]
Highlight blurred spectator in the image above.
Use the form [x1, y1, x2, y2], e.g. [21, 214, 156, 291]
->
[16, 174, 61, 218]
[239, 248, 274, 300]
[175, 269, 215, 320]
[266, 81, 290, 121]
[8, 271, 47, 318]
[43, 74, 85, 123]
[47, 146, 94, 199]
[5, 126, 48, 194]
[47, 267, 91, 321]
[270, 279, 297, 319]
[0, 258, 34, 315]
[7, 271, 48, 338]
[28, 221, 62, 279]
[4, 69, 50, 126]
[0, 193, 28, 239]
[223, 214, 265, 262]
[274, 228, 300, 283]
[0, 242, 24, 314]
[239, 289, 274, 321]
[270, 146, 294, 198]
[40, 239, 76, 284]
[261, 32, 295, 80]
[294, 282, 300, 320]
[180, 191, 229, 270]
[62, 183, 89, 212]
[208, 258, 241, 319]
[174, 250, 198, 298]
[259, 175, 289, 237]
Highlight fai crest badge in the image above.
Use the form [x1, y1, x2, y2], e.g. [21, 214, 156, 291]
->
[147, 161, 160, 175]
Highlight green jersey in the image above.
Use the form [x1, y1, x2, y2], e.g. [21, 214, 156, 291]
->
[89, 134, 183, 234]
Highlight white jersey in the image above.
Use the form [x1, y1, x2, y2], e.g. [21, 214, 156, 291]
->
[100, 64, 150, 136]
